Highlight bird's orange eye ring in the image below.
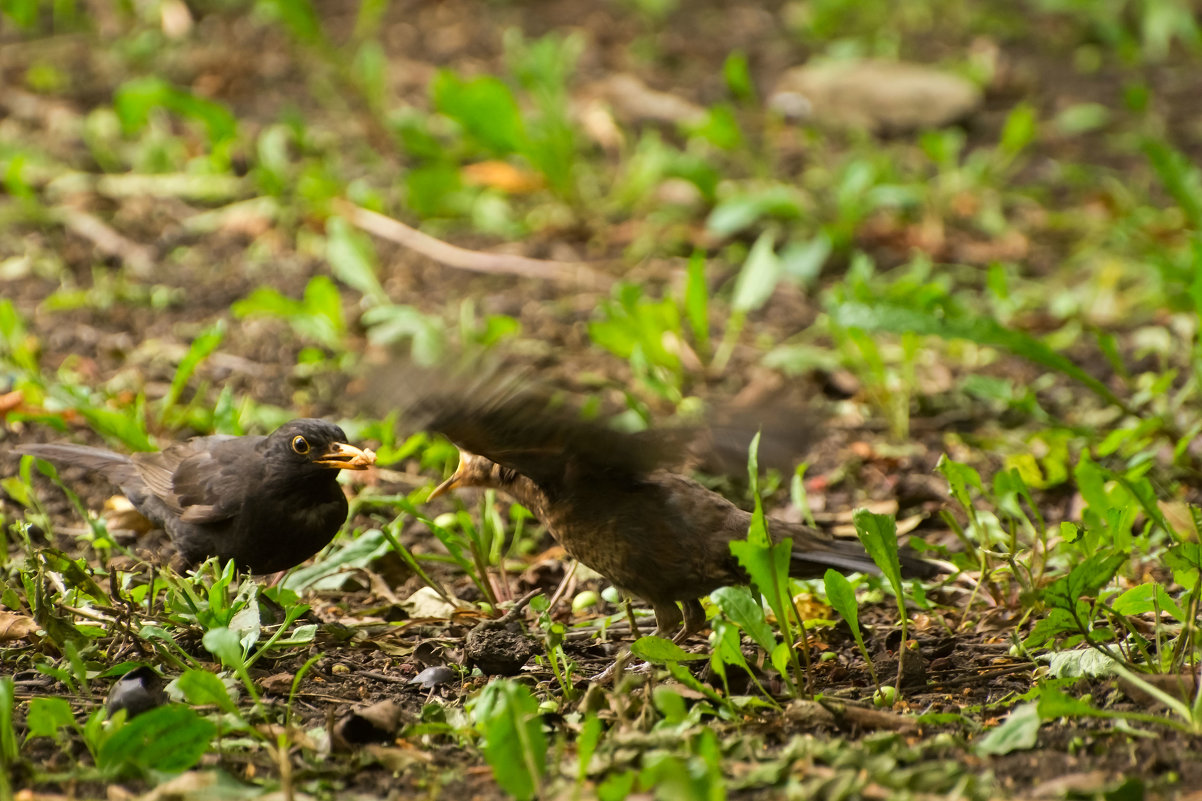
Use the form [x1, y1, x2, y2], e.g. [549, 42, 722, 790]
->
[291, 436, 310, 455]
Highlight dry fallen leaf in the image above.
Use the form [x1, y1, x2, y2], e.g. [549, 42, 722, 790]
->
[400, 586, 461, 619]
[0, 610, 39, 641]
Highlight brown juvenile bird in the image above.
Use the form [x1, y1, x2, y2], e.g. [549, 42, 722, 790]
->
[409, 382, 937, 641]
[15, 419, 376, 573]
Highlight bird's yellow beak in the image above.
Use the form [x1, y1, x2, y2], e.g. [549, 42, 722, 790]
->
[427, 451, 471, 501]
[313, 441, 377, 470]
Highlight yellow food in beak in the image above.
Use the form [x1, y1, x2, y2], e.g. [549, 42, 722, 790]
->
[312, 441, 377, 470]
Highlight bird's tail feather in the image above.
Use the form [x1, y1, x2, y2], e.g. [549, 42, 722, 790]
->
[788, 536, 940, 580]
[15, 444, 135, 474]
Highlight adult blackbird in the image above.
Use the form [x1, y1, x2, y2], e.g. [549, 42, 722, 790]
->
[409, 382, 938, 641]
[16, 419, 376, 574]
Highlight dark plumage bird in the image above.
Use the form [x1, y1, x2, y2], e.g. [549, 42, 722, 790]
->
[406, 379, 938, 641]
[15, 419, 376, 573]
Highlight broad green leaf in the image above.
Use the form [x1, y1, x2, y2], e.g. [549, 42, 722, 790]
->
[1035, 685, 1105, 719]
[326, 217, 387, 304]
[75, 406, 153, 453]
[1144, 139, 1202, 230]
[652, 686, 689, 724]
[361, 303, 446, 365]
[97, 704, 216, 778]
[405, 162, 464, 217]
[598, 771, 638, 801]
[302, 275, 346, 339]
[474, 680, 546, 801]
[113, 77, 237, 147]
[631, 635, 707, 663]
[1164, 543, 1202, 587]
[231, 286, 302, 319]
[1044, 649, 1119, 679]
[0, 676, 15, 763]
[683, 251, 710, 358]
[664, 661, 730, 710]
[1112, 583, 1186, 622]
[1022, 607, 1080, 649]
[993, 467, 1043, 532]
[729, 538, 793, 623]
[706, 185, 803, 237]
[686, 104, 744, 151]
[432, 71, 526, 155]
[1042, 552, 1126, 612]
[936, 455, 985, 511]
[780, 235, 831, 285]
[39, 550, 108, 604]
[1055, 103, 1110, 135]
[852, 509, 902, 591]
[998, 103, 1037, 158]
[176, 669, 239, 716]
[26, 697, 75, 739]
[975, 702, 1040, 755]
[352, 40, 388, 110]
[769, 640, 793, 678]
[201, 627, 245, 670]
[823, 569, 862, 644]
[575, 714, 603, 783]
[1073, 453, 1109, 521]
[731, 232, 782, 313]
[711, 586, 776, 654]
[723, 50, 755, 101]
[256, 0, 327, 45]
[162, 321, 225, 416]
[707, 619, 738, 690]
[232, 277, 346, 349]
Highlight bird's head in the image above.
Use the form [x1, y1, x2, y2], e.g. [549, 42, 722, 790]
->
[427, 450, 513, 500]
[269, 419, 377, 473]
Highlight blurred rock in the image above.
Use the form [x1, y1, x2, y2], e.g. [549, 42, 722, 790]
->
[332, 699, 406, 749]
[770, 60, 982, 133]
[107, 666, 166, 719]
[409, 665, 456, 689]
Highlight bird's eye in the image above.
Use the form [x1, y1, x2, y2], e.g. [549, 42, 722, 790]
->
[291, 435, 310, 455]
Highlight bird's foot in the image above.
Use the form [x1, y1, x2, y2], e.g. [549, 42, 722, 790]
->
[590, 658, 652, 684]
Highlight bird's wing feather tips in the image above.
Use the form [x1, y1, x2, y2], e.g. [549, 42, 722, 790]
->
[364, 360, 696, 484]
[129, 451, 186, 514]
[133, 438, 252, 524]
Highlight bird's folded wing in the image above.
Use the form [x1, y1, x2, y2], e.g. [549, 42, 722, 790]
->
[132, 437, 248, 524]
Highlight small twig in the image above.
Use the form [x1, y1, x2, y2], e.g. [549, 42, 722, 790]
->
[57, 207, 155, 277]
[334, 200, 612, 288]
[797, 698, 920, 733]
[494, 588, 542, 626]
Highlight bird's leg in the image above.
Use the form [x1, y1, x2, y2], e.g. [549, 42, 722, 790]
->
[545, 559, 580, 616]
[623, 596, 642, 638]
[673, 599, 707, 644]
[588, 597, 665, 684]
[650, 601, 684, 640]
